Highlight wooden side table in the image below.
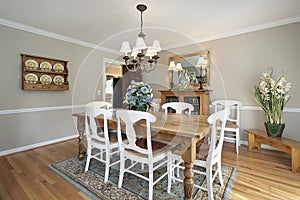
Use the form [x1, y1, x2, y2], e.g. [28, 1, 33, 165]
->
[245, 129, 300, 173]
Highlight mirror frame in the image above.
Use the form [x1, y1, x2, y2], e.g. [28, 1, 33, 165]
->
[169, 51, 210, 89]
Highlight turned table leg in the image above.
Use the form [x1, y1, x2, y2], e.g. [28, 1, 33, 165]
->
[75, 115, 86, 160]
[181, 138, 197, 200]
[183, 162, 194, 200]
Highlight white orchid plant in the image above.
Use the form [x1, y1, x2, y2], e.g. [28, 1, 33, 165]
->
[124, 80, 153, 111]
[254, 67, 291, 124]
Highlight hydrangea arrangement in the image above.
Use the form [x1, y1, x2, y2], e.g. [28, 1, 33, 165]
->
[124, 80, 153, 111]
[254, 67, 291, 124]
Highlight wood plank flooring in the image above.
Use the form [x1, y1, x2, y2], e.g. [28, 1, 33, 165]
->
[0, 139, 299, 200]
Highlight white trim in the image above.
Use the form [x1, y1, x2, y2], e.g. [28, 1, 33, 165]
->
[165, 15, 300, 50]
[0, 104, 85, 115]
[0, 18, 120, 55]
[0, 104, 300, 115]
[0, 134, 78, 156]
[1, 16, 300, 53]
[240, 105, 300, 113]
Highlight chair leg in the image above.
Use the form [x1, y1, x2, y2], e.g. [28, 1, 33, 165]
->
[236, 129, 240, 154]
[100, 149, 103, 160]
[85, 146, 91, 171]
[167, 153, 172, 193]
[141, 163, 145, 170]
[206, 166, 214, 200]
[118, 153, 125, 188]
[217, 161, 224, 187]
[104, 150, 110, 183]
[149, 164, 154, 200]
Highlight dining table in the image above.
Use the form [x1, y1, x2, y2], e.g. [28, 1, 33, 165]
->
[72, 110, 210, 200]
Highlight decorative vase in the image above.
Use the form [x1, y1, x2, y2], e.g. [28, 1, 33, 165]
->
[264, 122, 285, 138]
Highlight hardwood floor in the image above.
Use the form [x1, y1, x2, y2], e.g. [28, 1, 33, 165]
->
[0, 139, 299, 200]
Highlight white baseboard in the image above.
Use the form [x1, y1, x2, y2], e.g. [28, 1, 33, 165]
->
[0, 134, 78, 156]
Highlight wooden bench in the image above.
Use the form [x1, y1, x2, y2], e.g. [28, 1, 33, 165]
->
[245, 129, 300, 173]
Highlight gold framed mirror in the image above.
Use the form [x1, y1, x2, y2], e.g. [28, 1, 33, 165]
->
[168, 51, 210, 89]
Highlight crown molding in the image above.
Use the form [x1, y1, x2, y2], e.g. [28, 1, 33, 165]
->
[0, 18, 120, 55]
[165, 15, 300, 50]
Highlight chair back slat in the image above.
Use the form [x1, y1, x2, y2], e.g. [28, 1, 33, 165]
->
[207, 109, 229, 162]
[116, 110, 156, 156]
[161, 102, 194, 114]
[212, 99, 242, 125]
[85, 102, 112, 145]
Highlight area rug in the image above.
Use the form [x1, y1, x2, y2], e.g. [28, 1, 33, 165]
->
[49, 155, 236, 200]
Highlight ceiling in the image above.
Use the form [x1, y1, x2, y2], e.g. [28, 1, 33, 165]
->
[1, 0, 300, 54]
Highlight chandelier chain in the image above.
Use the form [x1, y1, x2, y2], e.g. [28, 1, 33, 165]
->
[140, 10, 143, 36]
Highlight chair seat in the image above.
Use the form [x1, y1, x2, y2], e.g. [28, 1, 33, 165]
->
[123, 138, 170, 158]
[226, 121, 239, 129]
[136, 138, 168, 150]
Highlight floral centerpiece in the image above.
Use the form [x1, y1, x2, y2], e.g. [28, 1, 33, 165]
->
[254, 67, 291, 137]
[124, 80, 153, 111]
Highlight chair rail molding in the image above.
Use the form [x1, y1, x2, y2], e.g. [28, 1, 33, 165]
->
[0, 104, 85, 115]
[1, 105, 300, 115]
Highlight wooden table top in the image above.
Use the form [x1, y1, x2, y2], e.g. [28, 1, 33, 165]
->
[73, 110, 210, 139]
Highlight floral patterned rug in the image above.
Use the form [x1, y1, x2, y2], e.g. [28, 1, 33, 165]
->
[48, 155, 236, 200]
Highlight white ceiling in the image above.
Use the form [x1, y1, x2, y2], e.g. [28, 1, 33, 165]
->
[1, 0, 300, 53]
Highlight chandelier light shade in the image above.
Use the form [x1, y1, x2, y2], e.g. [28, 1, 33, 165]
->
[120, 4, 161, 73]
[168, 61, 176, 70]
[176, 63, 183, 71]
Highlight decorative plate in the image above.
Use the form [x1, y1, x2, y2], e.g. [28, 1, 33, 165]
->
[24, 73, 38, 84]
[40, 61, 52, 71]
[53, 63, 64, 72]
[25, 59, 38, 70]
[53, 75, 64, 85]
[40, 74, 52, 84]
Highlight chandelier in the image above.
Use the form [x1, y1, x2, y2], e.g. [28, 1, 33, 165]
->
[120, 4, 161, 73]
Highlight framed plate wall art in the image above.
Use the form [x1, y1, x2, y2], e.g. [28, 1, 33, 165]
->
[21, 54, 69, 91]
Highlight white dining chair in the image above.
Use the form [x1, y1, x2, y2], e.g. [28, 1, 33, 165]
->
[161, 101, 194, 177]
[84, 102, 120, 183]
[212, 99, 242, 154]
[116, 110, 172, 200]
[161, 102, 194, 114]
[150, 98, 161, 112]
[167, 109, 229, 200]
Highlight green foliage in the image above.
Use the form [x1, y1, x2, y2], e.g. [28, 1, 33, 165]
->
[254, 67, 291, 124]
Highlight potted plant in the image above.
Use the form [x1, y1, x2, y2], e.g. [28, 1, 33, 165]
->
[124, 80, 153, 111]
[254, 67, 292, 137]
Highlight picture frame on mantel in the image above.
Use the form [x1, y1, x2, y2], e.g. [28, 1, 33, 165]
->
[21, 54, 69, 91]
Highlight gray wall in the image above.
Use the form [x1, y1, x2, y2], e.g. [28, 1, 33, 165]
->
[150, 22, 300, 142]
[203, 22, 300, 141]
[0, 25, 116, 152]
